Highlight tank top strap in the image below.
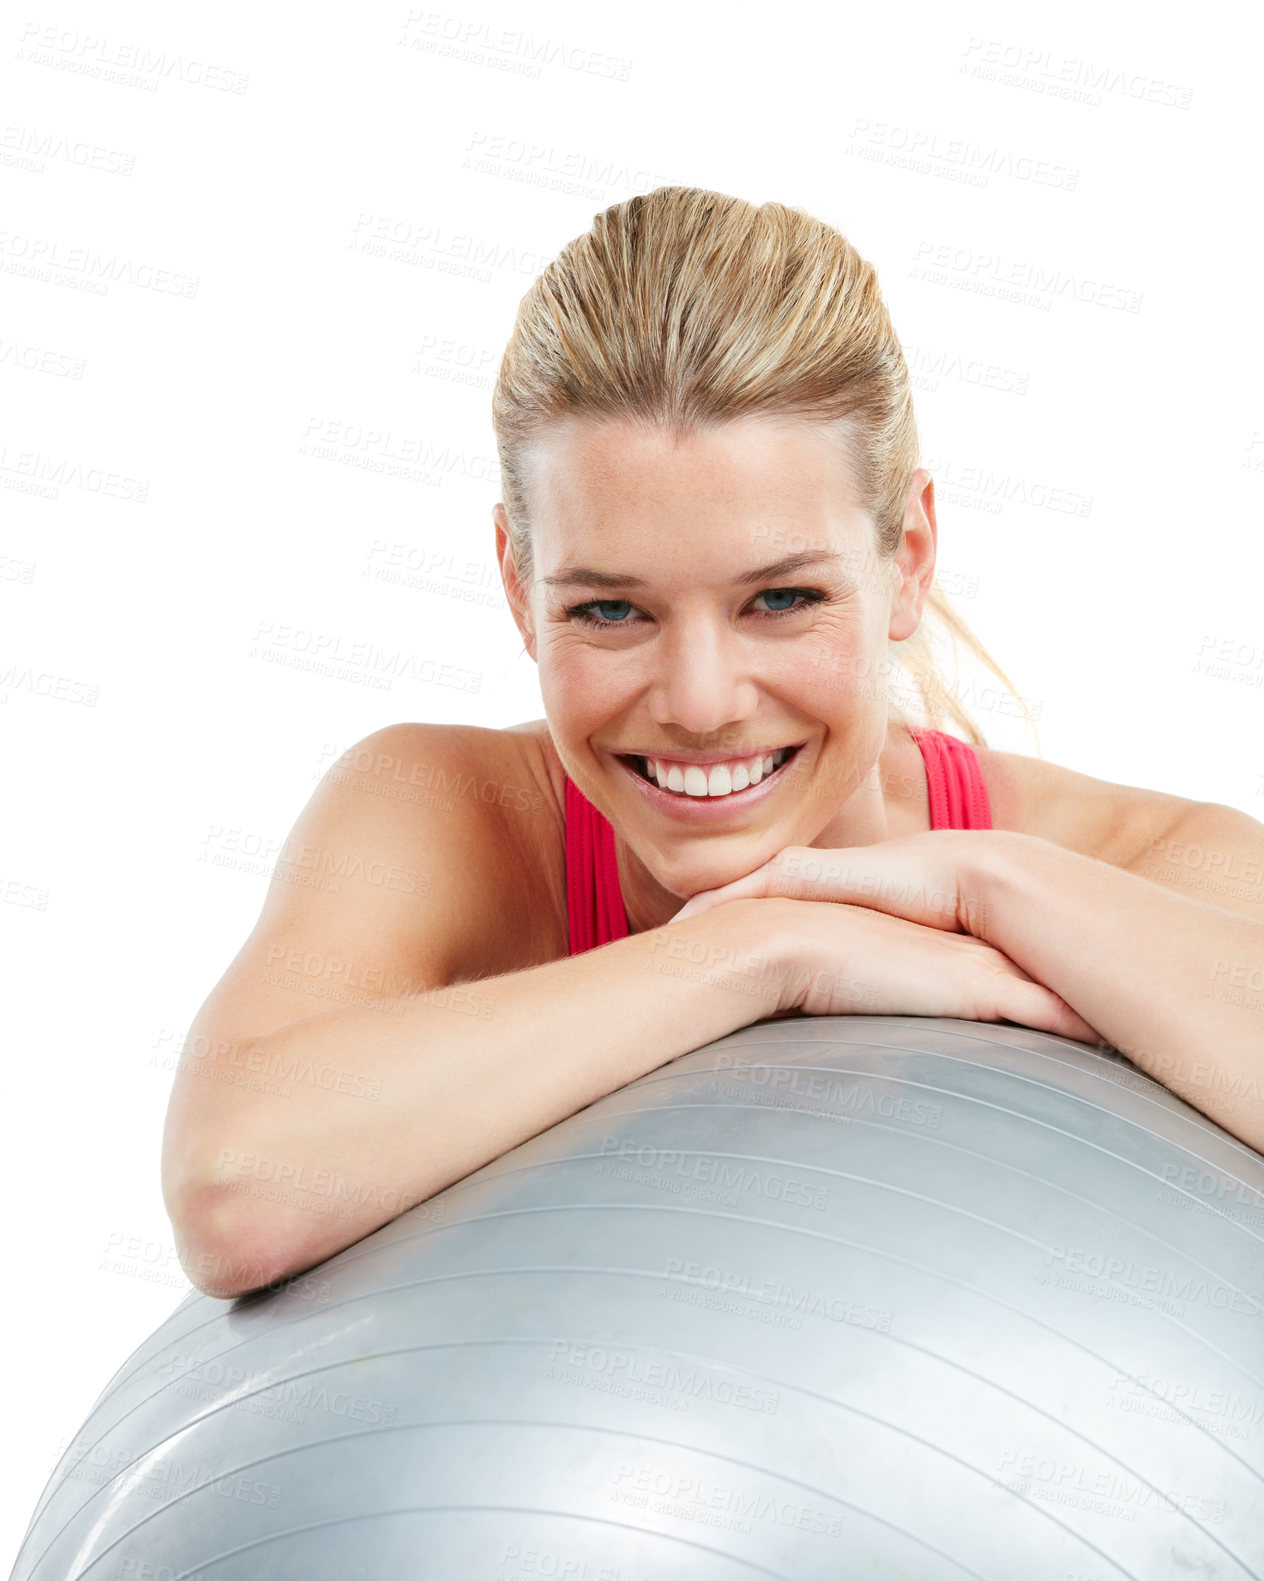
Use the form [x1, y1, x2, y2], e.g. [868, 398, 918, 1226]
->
[907, 728, 993, 830]
[564, 776, 631, 955]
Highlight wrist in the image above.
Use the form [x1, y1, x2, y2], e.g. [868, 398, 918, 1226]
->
[707, 896, 805, 1013]
[964, 830, 1033, 946]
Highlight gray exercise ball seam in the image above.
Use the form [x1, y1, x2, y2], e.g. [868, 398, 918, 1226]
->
[164, 1507, 804, 1581]
[20, 1015, 1262, 1579]
[74, 1047, 1264, 1467]
[45, 1379, 1175, 1581]
[45, 1194, 1253, 1556]
[615, 1030, 1258, 1164]
[61, 1050, 1264, 1531]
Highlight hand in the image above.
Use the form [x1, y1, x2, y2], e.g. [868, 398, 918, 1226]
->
[764, 897, 1108, 1045]
[675, 832, 995, 937]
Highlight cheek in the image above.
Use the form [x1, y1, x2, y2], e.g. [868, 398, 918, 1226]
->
[794, 635, 886, 707]
[539, 637, 633, 720]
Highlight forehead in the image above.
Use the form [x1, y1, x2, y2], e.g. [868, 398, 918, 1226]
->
[527, 413, 860, 507]
[524, 415, 871, 575]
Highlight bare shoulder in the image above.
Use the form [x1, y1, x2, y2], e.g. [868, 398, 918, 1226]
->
[191, 719, 566, 1043]
[974, 743, 1196, 868]
[362, 719, 569, 977]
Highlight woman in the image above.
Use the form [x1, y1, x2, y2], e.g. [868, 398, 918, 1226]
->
[163, 186, 1264, 1300]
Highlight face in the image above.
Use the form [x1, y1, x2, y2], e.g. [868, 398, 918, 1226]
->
[494, 414, 936, 902]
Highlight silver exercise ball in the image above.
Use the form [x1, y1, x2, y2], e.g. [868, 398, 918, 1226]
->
[11, 1015, 1264, 1579]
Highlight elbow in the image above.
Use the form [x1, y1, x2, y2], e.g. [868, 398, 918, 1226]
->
[169, 1183, 299, 1300]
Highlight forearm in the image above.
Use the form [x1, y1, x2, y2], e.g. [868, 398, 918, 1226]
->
[177, 899, 788, 1293]
[975, 833, 1264, 1149]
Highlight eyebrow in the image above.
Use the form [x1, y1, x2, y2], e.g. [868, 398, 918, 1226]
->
[540, 551, 848, 591]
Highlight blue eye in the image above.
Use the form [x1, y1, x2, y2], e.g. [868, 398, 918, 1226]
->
[756, 588, 803, 613]
[571, 599, 636, 628]
[566, 587, 825, 631]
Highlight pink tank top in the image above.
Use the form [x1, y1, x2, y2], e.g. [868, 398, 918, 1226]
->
[564, 727, 992, 956]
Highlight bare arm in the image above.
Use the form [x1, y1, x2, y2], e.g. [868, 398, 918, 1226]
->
[973, 829, 1264, 1150]
[168, 898, 787, 1297]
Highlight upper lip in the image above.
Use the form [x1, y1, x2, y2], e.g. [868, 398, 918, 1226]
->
[617, 742, 805, 766]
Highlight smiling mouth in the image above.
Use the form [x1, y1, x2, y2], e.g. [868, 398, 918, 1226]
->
[618, 743, 803, 799]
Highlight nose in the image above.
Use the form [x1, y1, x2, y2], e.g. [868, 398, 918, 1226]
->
[645, 617, 761, 741]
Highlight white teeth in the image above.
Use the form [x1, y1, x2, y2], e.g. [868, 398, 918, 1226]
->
[642, 748, 791, 798]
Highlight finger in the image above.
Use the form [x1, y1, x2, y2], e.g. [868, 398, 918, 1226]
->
[1021, 984, 1107, 1046]
[1004, 980, 1106, 1046]
[675, 860, 790, 917]
[1047, 998, 1105, 1045]
[696, 868, 780, 906]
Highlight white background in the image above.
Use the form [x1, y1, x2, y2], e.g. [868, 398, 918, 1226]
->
[3, 0, 1263, 1568]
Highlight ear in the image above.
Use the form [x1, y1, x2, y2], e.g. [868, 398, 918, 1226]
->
[887, 469, 937, 642]
[494, 504, 537, 662]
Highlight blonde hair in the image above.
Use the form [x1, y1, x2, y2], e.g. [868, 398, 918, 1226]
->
[491, 185, 1039, 752]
